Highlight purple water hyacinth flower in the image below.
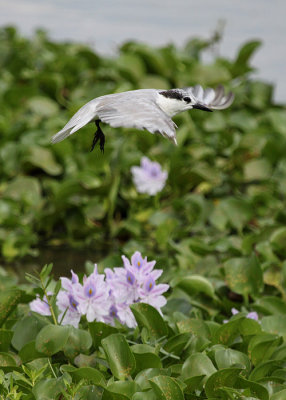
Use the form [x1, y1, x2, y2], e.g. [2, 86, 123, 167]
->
[246, 311, 259, 320]
[56, 270, 82, 327]
[116, 303, 137, 328]
[131, 156, 168, 196]
[224, 308, 259, 324]
[139, 276, 169, 313]
[106, 265, 140, 304]
[30, 253, 169, 330]
[122, 251, 157, 284]
[76, 265, 111, 322]
[57, 290, 81, 328]
[30, 293, 52, 316]
[105, 251, 169, 326]
[231, 308, 259, 320]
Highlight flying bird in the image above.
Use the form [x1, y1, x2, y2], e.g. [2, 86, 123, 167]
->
[52, 85, 234, 152]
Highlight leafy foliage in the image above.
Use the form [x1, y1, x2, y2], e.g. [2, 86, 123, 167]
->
[0, 26, 283, 269]
[1, 258, 286, 399]
[1, 26, 286, 399]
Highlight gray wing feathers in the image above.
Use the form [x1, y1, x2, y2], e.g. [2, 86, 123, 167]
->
[186, 85, 234, 110]
[51, 101, 98, 144]
[51, 91, 176, 144]
[96, 93, 176, 140]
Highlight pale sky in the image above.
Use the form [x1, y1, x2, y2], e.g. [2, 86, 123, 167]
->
[1, 0, 285, 102]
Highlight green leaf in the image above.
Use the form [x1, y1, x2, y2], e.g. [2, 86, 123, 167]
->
[205, 367, 243, 397]
[39, 263, 54, 282]
[214, 318, 243, 345]
[219, 197, 253, 232]
[267, 109, 286, 136]
[12, 315, 48, 351]
[163, 333, 191, 356]
[232, 40, 261, 76]
[102, 389, 129, 400]
[88, 321, 118, 349]
[224, 255, 263, 298]
[135, 368, 170, 391]
[116, 53, 145, 82]
[103, 381, 140, 400]
[270, 227, 286, 257]
[214, 348, 251, 374]
[132, 391, 157, 400]
[190, 63, 231, 85]
[248, 333, 281, 365]
[203, 112, 227, 132]
[0, 329, 13, 352]
[236, 376, 269, 400]
[261, 315, 286, 340]
[32, 377, 66, 400]
[244, 159, 272, 181]
[25, 146, 63, 176]
[0, 352, 17, 367]
[182, 353, 216, 380]
[253, 296, 286, 315]
[27, 96, 59, 117]
[101, 333, 136, 380]
[271, 389, 286, 400]
[239, 317, 262, 336]
[130, 303, 168, 340]
[177, 318, 210, 338]
[190, 162, 221, 186]
[173, 274, 216, 299]
[249, 81, 273, 109]
[3, 176, 41, 206]
[149, 375, 184, 400]
[0, 289, 25, 327]
[229, 110, 258, 131]
[35, 325, 70, 356]
[131, 344, 162, 373]
[76, 385, 103, 400]
[249, 360, 284, 382]
[19, 340, 46, 363]
[63, 326, 92, 359]
[60, 364, 106, 386]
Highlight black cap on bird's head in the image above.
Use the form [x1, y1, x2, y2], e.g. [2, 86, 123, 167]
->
[159, 89, 213, 112]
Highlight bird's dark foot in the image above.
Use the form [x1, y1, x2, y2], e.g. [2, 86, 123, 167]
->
[90, 120, 105, 153]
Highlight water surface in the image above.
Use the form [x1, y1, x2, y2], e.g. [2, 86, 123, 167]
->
[0, 0, 285, 102]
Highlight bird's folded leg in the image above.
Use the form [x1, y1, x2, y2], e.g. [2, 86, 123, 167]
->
[90, 120, 105, 153]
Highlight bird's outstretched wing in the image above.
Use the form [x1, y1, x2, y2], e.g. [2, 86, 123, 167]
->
[96, 90, 177, 143]
[184, 85, 234, 110]
[52, 90, 177, 144]
[51, 101, 97, 143]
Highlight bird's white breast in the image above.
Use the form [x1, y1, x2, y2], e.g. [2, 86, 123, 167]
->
[156, 93, 186, 117]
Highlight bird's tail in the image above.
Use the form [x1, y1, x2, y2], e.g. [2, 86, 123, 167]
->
[51, 102, 96, 144]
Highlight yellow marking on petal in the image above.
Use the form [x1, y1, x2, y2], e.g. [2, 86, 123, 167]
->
[137, 261, 141, 267]
[149, 283, 153, 289]
[89, 288, 93, 295]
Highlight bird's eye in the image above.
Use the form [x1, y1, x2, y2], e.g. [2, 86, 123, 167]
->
[183, 97, 191, 103]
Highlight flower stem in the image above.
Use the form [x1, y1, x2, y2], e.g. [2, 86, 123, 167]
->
[153, 193, 160, 209]
[39, 275, 58, 326]
[48, 358, 57, 379]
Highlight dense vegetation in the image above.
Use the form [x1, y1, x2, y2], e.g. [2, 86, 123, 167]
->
[1, 26, 286, 399]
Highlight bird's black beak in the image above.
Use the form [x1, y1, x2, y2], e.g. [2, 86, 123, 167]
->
[193, 103, 213, 112]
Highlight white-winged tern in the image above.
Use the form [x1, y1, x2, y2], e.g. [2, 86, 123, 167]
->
[52, 85, 234, 152]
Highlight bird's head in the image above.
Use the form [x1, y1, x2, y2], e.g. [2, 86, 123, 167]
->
[157, 89, 212, 117]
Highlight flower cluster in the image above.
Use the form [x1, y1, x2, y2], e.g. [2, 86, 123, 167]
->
[29, 251, 169, 329]
[131, 156, 168, 196]
[223, 307, 259, 324]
